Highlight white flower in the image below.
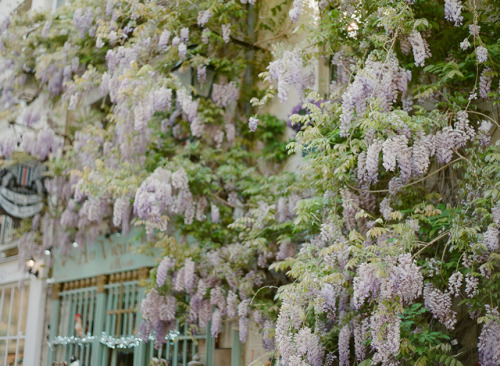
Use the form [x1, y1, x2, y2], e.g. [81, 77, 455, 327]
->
[476, 46, 488, 63]
[460, 38, 470, 50]
[249, 117, 259, 132]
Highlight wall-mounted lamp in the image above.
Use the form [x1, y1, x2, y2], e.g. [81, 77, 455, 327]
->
[26, 258, 39, 278]
[72, 241, 79, 248]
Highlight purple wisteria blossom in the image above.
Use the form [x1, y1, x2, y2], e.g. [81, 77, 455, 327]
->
[248, 117, 258, 132]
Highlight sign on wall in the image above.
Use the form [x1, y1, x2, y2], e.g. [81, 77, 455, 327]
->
[52, 228, 158, 282]
[0, 162, 45, 218]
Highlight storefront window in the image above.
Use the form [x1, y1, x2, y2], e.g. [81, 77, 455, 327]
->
[0, 284, 29, 365]
[49, 273, 145, 366]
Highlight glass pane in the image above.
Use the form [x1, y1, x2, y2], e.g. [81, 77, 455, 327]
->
[0, 340, 6, 361]
[7, 339, 17, 365]
[116, 349, 134, 366]
[0, 288, 11, 337]
[20, 286, 29, 335]
[16, 339, 24, 366]
[10, 288, 21, 336]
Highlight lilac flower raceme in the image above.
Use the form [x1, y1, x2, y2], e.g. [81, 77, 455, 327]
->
[277, 242, 296, 260]
[180, 27, 189, 43]
[478, 306, 500, 366]
[338, 324, 351, 366]
[30, 128, 62, 160]
[210, 203, 220, 223]
[341, 188, 361, 230]
[197, 65, 207, 84]
[423, 283, 457, 329]
[174, 266, 185, 292]
[444, 0, 463, 26]
[19, 107, 40, 128]
[465, 274, 478, 298]
[339, 56, 410, 136]
[370, 306, 401, 365]
[479, 68, 492, 98]
[112, 196, 131, 232]
[105, 0, 114, 15]
[212, 82, 239, 108]
[141, 288, 164, 326]
[178, 43, 187, 59]
[158, 30, 171, 52]
[262, 320, 275, 352]
[197, 10, 211, 27]
[469, 23, 480, 36]
[289, 0, 303, 23]
[483, 225, 499, 252]
[353, 254, 423, 310]
[412, 133, 433, 176]
[156, 256, 175, 287]
[96, 36, 104, 49]
[0, 16, 11, 36]
[408, 30, 431, 67]
[460, 38, 470, 50]
[365, 139, 383, 184]
[354, 318, 369, 362]
[434, 127, 456, 164]
[226, 291, 239, 318]
[211, 309, 222, 337]
[248, 117, 259, 132]
[176, 88, 198, 121]
[183, 258, 196, 293]
[447, 271, 463, 297]
[73, 8, 93, 38]
[479, 120, 493, 146]
[294, 327, 325, 366]
[133, 167, 172, 222]
[210, 286, 226, 312]
[238, 299, 250, 343]
[492, 206, 500, 226]
[222, 24, 231, 43]
[476, 46, 488, 63]
[268, 49, 315, 103]
[159, 296, 177, 323]
[153, 87, 172, 112]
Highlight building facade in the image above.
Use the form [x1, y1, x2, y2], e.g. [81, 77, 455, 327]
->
[0, 162, 47, 365]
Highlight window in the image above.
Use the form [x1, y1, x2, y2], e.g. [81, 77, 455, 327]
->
[52, 0, 65, 11]
[0, 216, 14, 246]
[48, 272, 145, 365]
[51, 281, 98, 364]
[48, 271, 219, 366]
[0, 284, 29, 365]
[100, 276, 142, 364]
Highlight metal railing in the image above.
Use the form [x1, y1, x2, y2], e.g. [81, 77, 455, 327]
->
[50, 286, 98, 365]
[147, 321, 214, 366]
[47, 276, 225, 366]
